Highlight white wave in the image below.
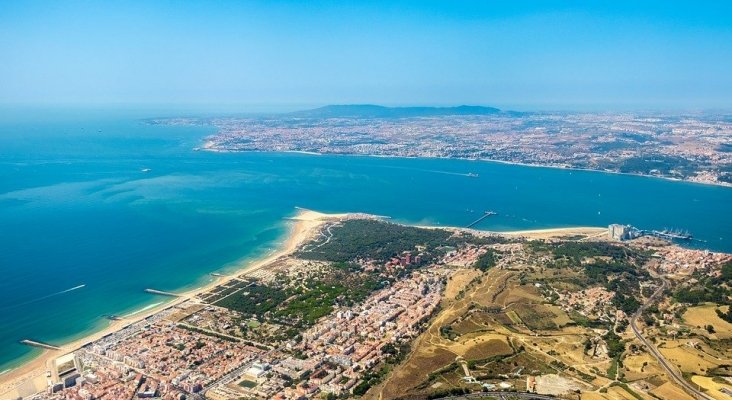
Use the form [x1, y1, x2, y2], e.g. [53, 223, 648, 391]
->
[1, 284, 85, 310]
[122, 302, 163, 318]
[56, 284, 85, 294]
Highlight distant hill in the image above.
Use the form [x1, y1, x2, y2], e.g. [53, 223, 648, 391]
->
[290, 104, 502, 118]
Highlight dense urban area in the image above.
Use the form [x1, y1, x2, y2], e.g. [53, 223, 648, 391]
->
[152, 105, 732, 186]
[8, 211, 732, 400]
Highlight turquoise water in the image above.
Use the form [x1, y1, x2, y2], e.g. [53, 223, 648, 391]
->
[0, 110, 730, 372]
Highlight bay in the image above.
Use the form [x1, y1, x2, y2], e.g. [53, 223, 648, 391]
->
[0, 109, 730, 371]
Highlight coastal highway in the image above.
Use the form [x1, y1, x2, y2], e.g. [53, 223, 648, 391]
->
[630, 278, 713, 400]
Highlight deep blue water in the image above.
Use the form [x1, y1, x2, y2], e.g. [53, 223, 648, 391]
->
[0, 110, 730, 372]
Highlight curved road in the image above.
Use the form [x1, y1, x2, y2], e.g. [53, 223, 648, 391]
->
[629, 278, 713, 400]
[437, 392, 556, 400]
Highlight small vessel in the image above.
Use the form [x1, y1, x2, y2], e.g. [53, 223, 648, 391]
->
[141, 168, 152, 173]
[466, 172, 479, 178]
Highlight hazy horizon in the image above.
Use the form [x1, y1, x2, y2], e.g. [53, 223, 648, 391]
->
[2, 102, 732, 119]
[1, 1, 732, 111]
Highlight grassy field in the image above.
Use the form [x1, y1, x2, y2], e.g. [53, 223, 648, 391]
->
[370, 258, 613, 399]
[690, 375, 732, 400]
[458, 337, 513, 360]
[683, 304, 732, 339]
[621, 352, 664, 382]
[657, 339, 721, 375]
[650, 382, 696, 400]
[444, 269, 482, 299]
[368, 268, 513, 399]
[363, 237, 726, 400]
[606, 385, 644, 400]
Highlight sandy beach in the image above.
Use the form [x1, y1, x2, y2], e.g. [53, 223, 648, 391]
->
[0, 208, 606, 398]
[416, 222, 607, 241]
[501, 226, 607, 239]
[0, 208, 345, 399]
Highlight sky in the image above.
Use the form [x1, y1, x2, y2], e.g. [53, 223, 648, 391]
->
[1, 0, 731, 111]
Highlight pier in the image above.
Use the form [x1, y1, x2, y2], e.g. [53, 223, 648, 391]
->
[20, 339, 61, 351]
[144, 288, 180, 297]
[609, 224, 694, 242]
[465, 211, 497, 229]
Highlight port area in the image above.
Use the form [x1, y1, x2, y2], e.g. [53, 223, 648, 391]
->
[609, 224, 694, 241]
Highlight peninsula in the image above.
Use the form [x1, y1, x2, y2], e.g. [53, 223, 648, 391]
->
[151, 105, 732, 187]
[2, 209, 731, 400]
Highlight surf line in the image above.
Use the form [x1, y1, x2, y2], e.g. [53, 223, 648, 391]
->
[122, 302, 163, 319]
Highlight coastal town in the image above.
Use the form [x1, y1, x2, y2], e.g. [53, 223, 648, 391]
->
[153, 106, 732, 186]
[4, 2, 732, 400]
[33, 266, 443, 400]
[1, 213, 456, 400]
[3, 211, 732, 400]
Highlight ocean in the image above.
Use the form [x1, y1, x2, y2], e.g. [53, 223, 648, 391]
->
[0, 108, 730, 372]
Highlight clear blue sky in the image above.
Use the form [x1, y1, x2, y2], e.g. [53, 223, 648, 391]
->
[1, 0, 731, 111]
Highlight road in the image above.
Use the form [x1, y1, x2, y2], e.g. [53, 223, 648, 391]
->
[438, 392, 556, 400]
[629, 278, 713, 400]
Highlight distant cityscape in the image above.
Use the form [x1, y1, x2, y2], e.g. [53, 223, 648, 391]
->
[153, 105, 732, 187]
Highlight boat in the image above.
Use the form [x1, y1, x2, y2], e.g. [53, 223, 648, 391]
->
[466, 172, 479, 178]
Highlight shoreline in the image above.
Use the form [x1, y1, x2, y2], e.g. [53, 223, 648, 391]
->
[0, 208, 344, 397]
[202, 148, 732, 189]
[416, 223, 607, 240]
[0, 209, 608, 396]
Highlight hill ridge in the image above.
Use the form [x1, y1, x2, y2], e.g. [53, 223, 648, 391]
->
[290, 104, 503, 118]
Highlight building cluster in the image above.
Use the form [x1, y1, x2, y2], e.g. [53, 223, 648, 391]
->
[649, 247, 732, 276]
[154, 112, 732, 186]
[206, 268, 447, 399]
[23, 258, 448, 400]
[555, 286, 616, 320]
[100, 323, 258, 390]
[442, 244, 483, 267]
[182, 306, 244, 339]
[361, 251, 423, 274]
[27, 304, 264, 400]
[32, 366, 186, 400]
